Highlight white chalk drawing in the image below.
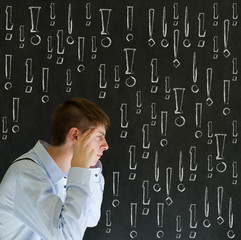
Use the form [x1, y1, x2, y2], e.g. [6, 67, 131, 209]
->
[41, 68, 49, 103]
[161, 7, 169, 48]
[223, 19, 231, 58]
[156, 203, 164, 238]
[29, 6, 41, 46]
[126, 6, 134, 42]
[177, 151, 185, 192]
[106, 209, 112, 233]
[206, 68, 213, 106]
[100, 9, 112, 48]
[129, 145, 137, 180]
[195, 103, 203, 138]
[213, 3, 219, 26]
[4, 54, 12, 90]
[217, 186, 224, 225]
[112, 172, 120, 207]
[130, 203, 137, 238]
[191, 52, 199, 93]
[124, 48, 136, 87]
[203, 186, 211, 228]
[66, 69, 72, 93]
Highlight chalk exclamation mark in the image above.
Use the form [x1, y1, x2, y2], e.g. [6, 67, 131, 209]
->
[223, 20, 231, 58]
[126, 6, 134, 42]
[66, 69, 72, 93]
[232, 58, 238, 81]
[142, 180, 150, 215]
[86, 3, 91, 26]
[66, 4, 74, 45]
[215, 134, 227, 173]
[12, 97, 20, 133]
[156, 203, 165, 238]
[198, 13, 206, 47]
[29, 6, 41, 46]
[191, 52, 199, 93]
[114, 65, 120, 88]
[2, 117, 8, 140]
[213, 36, 219, 59]
[207, 155, 213, 178]
[120, 103, 128, 138]
[106, 210, 112, 233]
[112, 172, 120, 207]
[56, 30, 65, 64]
[223, 80, 231, 115]
[176, 215, 182, 238]
[129, 145, 137, 180]
[227, 197, 235, 238]
[50, 3, 56, 26]
[207, 121, 213, 144]
[41, 68, 49, 103]
[232, 3, 238, 26]
[160, 111, 168, 147]
[213, 3, 219, 26]
[124, 48, 137, 87]
[91, 36, 97, 59]
[166, 167, 173, 206]
[150, 58, 159, 93]
[142, 124, 150, 159]
[232, 120, 238, 144]
[25, 58, 34, 93]
[47, 36, 53, 59]
[177, 151, 185, 192]
[206, 68, 214, 106]
[99, 9, 112, 48]
[195, 103, 203, 138]
[161, 6, 169, 48]
[77, 37, 85, 72]
[99, 64, 107, 98]
[130, 203, 138, 239]
[203, 186, 211, 228]
[5, 6, 14, 40]
[183, 6, 191, 48]
[19, 25, 25, 48]
[173, 88, 186, 127]
[232, 161, 238, 185]
[136, 91, 142, 114]
[153, 151, 161, 192]
[5, 54, 12, 90]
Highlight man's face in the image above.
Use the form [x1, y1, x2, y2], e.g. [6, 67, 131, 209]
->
[89, 124, 109, 166]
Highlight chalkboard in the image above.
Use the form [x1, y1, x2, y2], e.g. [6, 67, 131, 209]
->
[0, 0, 241, 239]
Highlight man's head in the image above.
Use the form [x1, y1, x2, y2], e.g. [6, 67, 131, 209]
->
[50, 98, 110, 146]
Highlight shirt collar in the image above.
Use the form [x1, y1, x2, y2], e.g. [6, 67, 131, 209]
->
[32, 140, 65, 184]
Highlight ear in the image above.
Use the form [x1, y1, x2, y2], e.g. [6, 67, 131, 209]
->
[68, 127, 80, 143]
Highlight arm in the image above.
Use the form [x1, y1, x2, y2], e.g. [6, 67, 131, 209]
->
[13, 163, 93, 239]
[86, 167, 105, 227]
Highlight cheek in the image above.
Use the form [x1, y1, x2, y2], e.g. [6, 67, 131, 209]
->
[89, 140, 100, 150]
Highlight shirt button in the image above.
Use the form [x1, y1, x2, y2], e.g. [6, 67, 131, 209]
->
[95, 174, 98, 177]
[64, 185, 66, 188]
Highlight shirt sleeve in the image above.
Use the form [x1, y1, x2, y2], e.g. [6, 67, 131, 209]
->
[13, 162, 103, 240]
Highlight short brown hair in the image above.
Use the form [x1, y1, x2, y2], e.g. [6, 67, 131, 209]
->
[50, 98, 110, 146]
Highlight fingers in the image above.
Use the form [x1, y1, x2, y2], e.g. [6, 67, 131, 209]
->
[77, 128, 97, 144]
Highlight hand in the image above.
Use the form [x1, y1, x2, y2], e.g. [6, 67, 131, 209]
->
[71, 128, 97, 169]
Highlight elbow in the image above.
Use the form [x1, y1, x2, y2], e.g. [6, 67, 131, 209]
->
[87, 211, 101, 227]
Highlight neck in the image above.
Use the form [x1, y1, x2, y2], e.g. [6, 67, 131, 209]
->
[46, 143, 73, 173]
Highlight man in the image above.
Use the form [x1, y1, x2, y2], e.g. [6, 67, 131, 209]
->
[0, 98, 110, 239]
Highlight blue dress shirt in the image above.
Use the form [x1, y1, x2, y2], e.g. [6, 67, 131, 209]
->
[0, 140, 104, 240]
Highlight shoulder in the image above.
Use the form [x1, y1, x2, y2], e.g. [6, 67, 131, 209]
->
[1, 159, 46, 186]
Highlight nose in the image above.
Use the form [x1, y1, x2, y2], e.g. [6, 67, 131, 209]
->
[101, 139, 109, 151]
